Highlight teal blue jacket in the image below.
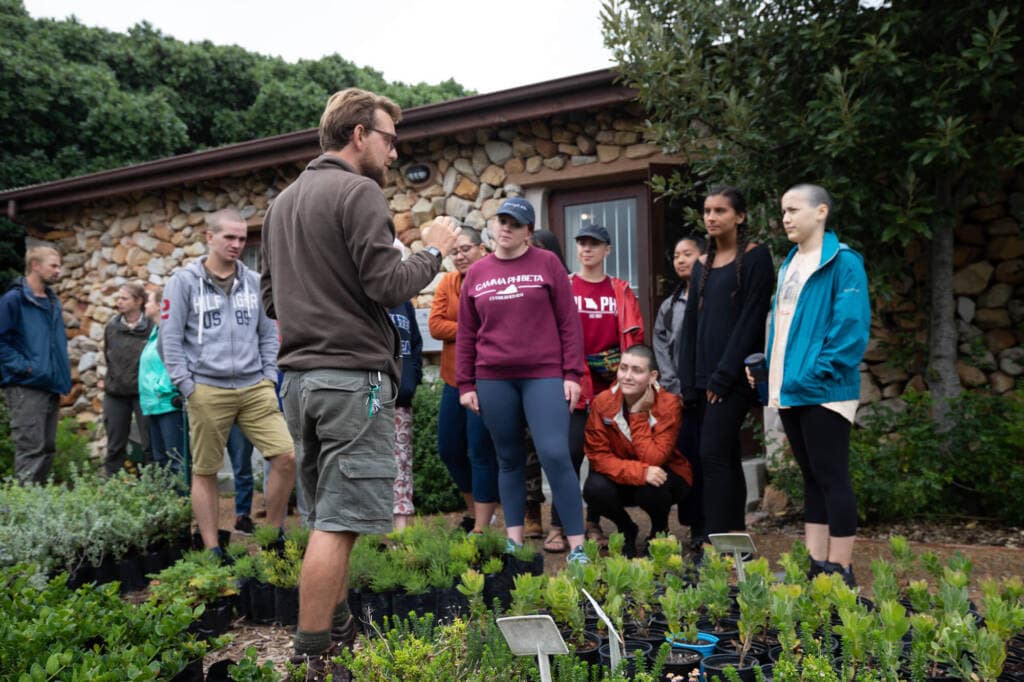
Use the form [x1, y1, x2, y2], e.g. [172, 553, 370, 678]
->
[766, 231, 870, 406]
[138, 326, 180, 416]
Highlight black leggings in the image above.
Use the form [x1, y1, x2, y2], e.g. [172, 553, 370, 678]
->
[778, 405, 857, 537]
[698, 392, 752, 534]
[583, 469, 687, 534]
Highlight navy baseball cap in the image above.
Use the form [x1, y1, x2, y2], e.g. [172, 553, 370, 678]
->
[495, 197, 536, 226]
[575, 222, 611, 244]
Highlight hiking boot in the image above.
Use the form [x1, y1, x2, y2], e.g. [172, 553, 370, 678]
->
[234, 514, 255, 535]
[523, 503, 544, 538]
[330, 614, 357, 650]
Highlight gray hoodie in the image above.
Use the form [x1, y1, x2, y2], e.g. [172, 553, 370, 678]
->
[159, 256, 279, 398]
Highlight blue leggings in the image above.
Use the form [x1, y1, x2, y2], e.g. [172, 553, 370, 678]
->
[476, 378, 584, 536]
[438, 384, 499, 503]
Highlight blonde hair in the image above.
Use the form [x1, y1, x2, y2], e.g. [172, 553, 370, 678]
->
[319, 88, 402, 152]
[25, 246, 59, 274]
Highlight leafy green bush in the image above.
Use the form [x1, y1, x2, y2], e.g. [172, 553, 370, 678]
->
[412, 381, 462, 514]
[769, 391, 1024, 524]
[0, 564, 216, 680]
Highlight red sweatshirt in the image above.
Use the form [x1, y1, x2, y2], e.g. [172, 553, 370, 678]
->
[456, 247, 585, 394]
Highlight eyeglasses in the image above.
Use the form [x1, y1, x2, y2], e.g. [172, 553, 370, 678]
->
[449, 245, 478, 257]
[367, 127, 398, 151]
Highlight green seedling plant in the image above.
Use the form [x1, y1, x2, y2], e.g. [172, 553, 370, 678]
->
[481, 556, 503, 576]
[870, 558, 900, 604]
[972, 628, 1007, 682]
[607, 531, 626, 557]
[736, 560, 771, 667]
[874, 600, 911, 680]
[907, 612, 939, 682]
[646, 534, 682, 582]
[979, 577, 1024, 644]
[544, 573, 586, 647]
[907, 579, 932, 612]
[253, 524, 282, 551]
[509, 573, 547, 616]
[888, 535, 916, 588]
[628, 558, 657, 636]
[777, 550, 807, 585]
[935, 612, 978, 680]
[661, 583, 704, 646]
[834, 602, 872, 679]
[936, 568, 971, 619]
[698, 551, 733, 631]
[769, 583, 803, 663]
[263, 540, 303, 589]
[919, 551, 943, 582]
[603, 555, 633, 604]
[456, 569, 486, 631]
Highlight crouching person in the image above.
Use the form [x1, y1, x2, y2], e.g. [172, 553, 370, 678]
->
[583, 344, 691, 557]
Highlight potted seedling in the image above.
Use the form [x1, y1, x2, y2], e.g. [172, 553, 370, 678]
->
[263, 539, 302, 626]
[509, 572, 547, 616]
[659, 585, 706, 675]
[545, 572, 600, 663]
[868, 599, 911, 676]
[457, 568, 487, 633]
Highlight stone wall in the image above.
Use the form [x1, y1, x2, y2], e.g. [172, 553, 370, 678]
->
[858, 183, 1024, 418]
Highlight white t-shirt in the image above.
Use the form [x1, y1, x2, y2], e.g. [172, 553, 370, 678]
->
[768, 247, 858, 423]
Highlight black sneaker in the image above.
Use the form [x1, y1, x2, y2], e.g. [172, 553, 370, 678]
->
[823, 560, 857, 587]
[234, 514, 255, 535]
[808, 559, 828, 580]
[620, 520, 639, 558]
[459, 515, 475, 533]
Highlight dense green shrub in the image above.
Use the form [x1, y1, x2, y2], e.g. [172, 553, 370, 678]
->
[411, 381, 463, 515]
[0, 564, 214, 680]
[769, 391, 1024, 525]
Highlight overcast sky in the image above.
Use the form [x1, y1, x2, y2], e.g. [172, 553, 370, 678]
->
[23, 0, 617, 94]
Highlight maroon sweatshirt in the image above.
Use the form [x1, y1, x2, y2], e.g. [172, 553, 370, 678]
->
[456, 247, 584, 394]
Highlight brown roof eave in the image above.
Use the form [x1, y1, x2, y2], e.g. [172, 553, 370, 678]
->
[2, 68, 635, 217]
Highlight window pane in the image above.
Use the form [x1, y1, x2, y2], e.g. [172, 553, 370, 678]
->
[565, 198, 638, 292]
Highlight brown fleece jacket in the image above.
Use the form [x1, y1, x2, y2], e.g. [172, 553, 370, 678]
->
[260, 154, 439, 383]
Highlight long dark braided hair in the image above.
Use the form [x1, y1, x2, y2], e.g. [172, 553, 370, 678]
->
[697, 185, 749, 312]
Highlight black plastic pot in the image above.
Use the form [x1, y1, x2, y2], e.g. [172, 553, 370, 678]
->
[434, 586, 468, 623]
[168, 657, 204, 682]
[561, 629, 602, 666]
[702, 653, 761, 682]
[248, 579, 277, 624]
[141, 547, 166, 577]
[236, 578, 253, 621]
[660, 647, 702, 677]
[506, 552, 544, 577]
[698, 617, 739, 644]
[599, 639, 653, 678]
[274, 585, 299, 626]
[117, 553, 148, 593]
[392, 589, 434, 620]
[190, 596, 234, 640]
[714, 639, 772, 665]
[483, 570, 513, 611]
[91, 556, 118, 586]
[359, 590, 395, 633]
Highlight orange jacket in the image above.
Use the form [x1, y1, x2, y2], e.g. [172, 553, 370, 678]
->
[428, 270, 463, 387]
[571, 274, 645, 409]
[584, 384, 692, 487]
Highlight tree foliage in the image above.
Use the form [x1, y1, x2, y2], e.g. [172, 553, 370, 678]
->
[602, 0, 1023, 406]
[0, 0, 473, 190]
